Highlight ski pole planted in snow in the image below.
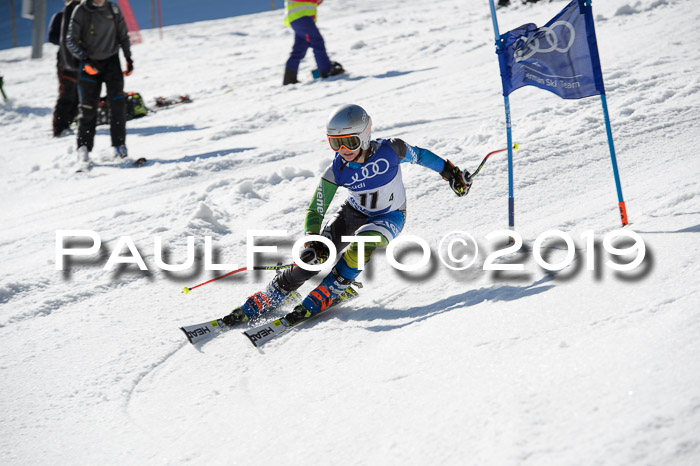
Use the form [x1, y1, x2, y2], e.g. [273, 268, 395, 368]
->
[182, 263, 295, 294]
[468, 143, 519, 181]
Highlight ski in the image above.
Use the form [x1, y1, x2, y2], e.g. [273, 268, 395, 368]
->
[243, 285, 360, 348]
[180, 318, 228, 345]
[153, 95, 192, 110]
[75, 158, 146, 173]
[180, 291, 302, 345]
[111, 155, 148, 168]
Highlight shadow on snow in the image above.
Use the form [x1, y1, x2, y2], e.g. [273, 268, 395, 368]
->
[96, 124, 201, 136]
[334, 276, 555, 332]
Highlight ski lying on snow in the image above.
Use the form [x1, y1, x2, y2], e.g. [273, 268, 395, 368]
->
[243, 285, 360, 348]
[152, 95, 192, 111]
[108, 157, 148, 168]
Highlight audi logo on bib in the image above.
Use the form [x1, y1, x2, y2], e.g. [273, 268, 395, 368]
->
[349, 159, 390, 185]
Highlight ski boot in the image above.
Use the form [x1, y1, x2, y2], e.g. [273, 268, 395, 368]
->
[320, 62, 344, 78]
[221, 280, 297, 326]
[295, 267, 355, 316]
[76, 146, 92, 172]
[283, 68, 299, 85]
[114, 145, 128, 159]
[283, 283, 361, 326]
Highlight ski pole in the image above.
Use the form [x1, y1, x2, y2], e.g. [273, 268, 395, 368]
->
[468, 143, 519, 181]
[182, 263, 295, 294]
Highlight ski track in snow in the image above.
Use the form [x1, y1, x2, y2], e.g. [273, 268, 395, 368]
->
[123, 340, 188, 425]
[2, 0, 700, 464]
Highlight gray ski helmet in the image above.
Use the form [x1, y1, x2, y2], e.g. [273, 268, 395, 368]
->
[326, 104, 372, 150]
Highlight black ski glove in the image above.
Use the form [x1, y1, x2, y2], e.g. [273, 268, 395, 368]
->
[124, 58, 134, 76]
[441, 159, 472, 197]
[300, 238, 330, 265]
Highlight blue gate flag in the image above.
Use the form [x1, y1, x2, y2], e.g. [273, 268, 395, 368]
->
[497, 0, 605, 99]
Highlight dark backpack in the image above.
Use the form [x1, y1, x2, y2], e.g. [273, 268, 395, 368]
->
[96, 92, 149, 126]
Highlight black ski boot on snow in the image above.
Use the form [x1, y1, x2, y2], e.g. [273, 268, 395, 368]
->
[320, 62, 344, 78]
[283, 68, 299, 85]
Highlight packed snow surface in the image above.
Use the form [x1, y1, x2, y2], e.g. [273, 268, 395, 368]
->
[1, 0, 699, 464]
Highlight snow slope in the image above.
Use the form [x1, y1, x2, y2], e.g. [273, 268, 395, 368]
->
[1, 0, 700, 464]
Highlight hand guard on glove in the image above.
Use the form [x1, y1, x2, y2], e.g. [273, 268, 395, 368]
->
[299, 239, 330, 265]
[441, 159, 472, 197]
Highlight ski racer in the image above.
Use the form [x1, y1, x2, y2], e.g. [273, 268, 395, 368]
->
[223, 104, 471, 326]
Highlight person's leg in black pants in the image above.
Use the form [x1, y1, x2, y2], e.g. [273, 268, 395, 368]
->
[53, 65, 79, 137]
[102, 54, 126, 151]
[76, 68, 103, 152]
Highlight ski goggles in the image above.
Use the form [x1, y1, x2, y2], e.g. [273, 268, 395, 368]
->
[327, 134, 362, 151]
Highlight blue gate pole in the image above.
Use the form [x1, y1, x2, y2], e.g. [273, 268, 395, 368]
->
[488, 0, 515, 230]
[600, 93, 628, 226]
[582, 0, 627, 226]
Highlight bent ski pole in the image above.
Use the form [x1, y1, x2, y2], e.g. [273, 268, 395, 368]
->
[468, 143, 519, 181]
[182, 263, 295, 294]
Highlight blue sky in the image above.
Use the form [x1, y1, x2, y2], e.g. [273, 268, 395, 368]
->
[1, 0, 285, 50]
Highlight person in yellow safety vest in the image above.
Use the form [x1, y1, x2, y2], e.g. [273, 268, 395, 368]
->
[283, 0, 344, 85]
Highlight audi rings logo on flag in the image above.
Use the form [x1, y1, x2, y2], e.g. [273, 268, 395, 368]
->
[496, 0, 605, 100]
[514, 21, 576, 63]
[350, 159, 391, 184]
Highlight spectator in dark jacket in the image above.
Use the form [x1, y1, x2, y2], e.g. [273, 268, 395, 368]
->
[48, 0, 81, 138]
[66, 0, 134, 170]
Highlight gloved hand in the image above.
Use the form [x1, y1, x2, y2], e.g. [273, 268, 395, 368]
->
[300, 238, 330, 265]
[123, 59, 134, 77]
[83, 59, 100, 75]
[441, 159, 472, 197]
